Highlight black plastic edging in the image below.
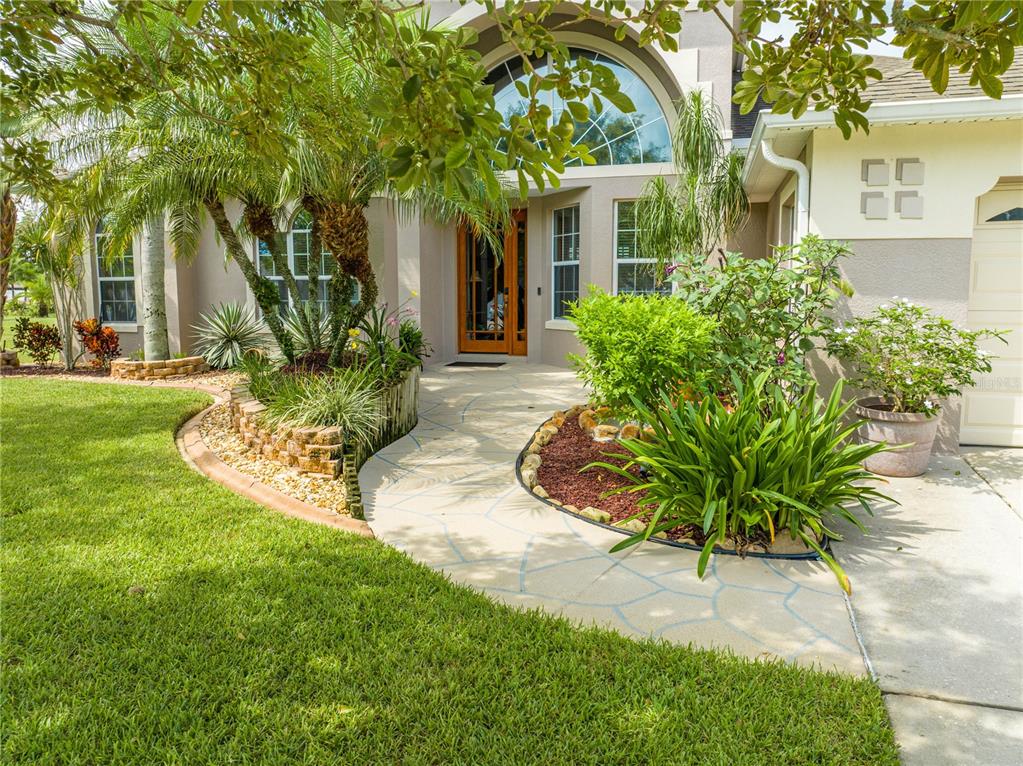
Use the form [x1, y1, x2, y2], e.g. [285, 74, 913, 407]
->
[515, 421, 826, 562]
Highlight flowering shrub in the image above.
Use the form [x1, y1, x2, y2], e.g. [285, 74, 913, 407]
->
[825, 299, 1007, 413]
[12, 317, 61, 366]
[669, 236, 851, 395]
[73, 318, 121, 368]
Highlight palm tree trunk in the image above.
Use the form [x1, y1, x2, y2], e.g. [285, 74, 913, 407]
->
[242, 204, 314, 346]
[205, 198, 295, 362]
[141, 214, 170, 360]
[320, 202, 377, 315]
[0, 187, 16, 348]
[318, 202, 377, 367]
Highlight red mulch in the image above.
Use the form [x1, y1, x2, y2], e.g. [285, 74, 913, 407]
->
[535, 416, 775, 550]
[1, 364, 108, 378]
[536, 418, 644, 519]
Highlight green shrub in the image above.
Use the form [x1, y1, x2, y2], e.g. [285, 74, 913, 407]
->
[825, 299, 1008, 414]
[193, 303, 267, 369]
[262, 367, 382, 445]
[589, 372, 893, 593]
[568, 288, 715, 419]
[398, 318, 430, 361]
[669, 236, 850, 395]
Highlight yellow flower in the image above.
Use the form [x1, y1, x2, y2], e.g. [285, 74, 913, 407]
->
[410, 290, 419, 298]
[348, 328, 360, 338]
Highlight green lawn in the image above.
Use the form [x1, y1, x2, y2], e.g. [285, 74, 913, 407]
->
[0, 379, 899, 765]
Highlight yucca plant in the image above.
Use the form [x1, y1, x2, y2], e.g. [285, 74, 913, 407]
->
[262, 367, 382, 445]
[284, 301, 332, 355]
[589, 372, 894, 593]
[193, 303, 267, 369]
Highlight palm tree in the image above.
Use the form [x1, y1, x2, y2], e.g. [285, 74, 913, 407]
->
[141, 213, 169, 360]
[636, 90, 750, 270]
[279, 19, 508, 365]
[43, 12, 508, 367]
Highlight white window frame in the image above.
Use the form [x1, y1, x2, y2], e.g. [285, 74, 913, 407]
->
[551, 205, 581, 319]
[612, 200, 671, 296]
[95, 222, 137, 325]
[257, 213, 338, 316]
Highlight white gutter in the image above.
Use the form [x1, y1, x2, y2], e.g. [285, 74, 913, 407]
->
[742, 94, 1023, 185]
[760, 139, 809, 243]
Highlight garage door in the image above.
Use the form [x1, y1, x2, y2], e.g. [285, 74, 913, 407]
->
[960, 183, 1023, 447]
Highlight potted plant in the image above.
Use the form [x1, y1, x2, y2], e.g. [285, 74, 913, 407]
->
[826, 299, 1006, 477]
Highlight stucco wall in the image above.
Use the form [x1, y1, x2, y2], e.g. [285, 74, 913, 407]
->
[805, 237, 973, 453]
[729, 202, 768, 260]
[809, 119, 1023, 240]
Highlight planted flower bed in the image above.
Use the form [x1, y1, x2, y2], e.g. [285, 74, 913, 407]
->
[227, 366, 419, 518]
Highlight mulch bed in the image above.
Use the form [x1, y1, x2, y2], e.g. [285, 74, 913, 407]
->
[535, 417, 779, 552]
[1, 364, 108, 378]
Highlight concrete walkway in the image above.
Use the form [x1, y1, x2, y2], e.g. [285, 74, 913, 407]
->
[361, 362, 863, 673]
[832, 450, 1023, 766]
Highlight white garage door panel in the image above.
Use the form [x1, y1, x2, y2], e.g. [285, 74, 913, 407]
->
[961, 183, 1023, 447]
[972, 257, 1022, 297]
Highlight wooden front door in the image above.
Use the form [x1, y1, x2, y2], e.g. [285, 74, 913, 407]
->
[457, 210, 527, 355]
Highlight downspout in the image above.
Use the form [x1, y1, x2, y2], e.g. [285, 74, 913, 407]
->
[760, 139, 810, 244]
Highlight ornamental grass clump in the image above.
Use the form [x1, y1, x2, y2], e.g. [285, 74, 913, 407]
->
[825, 299, 1007, 414]
[262, 367, 382, 446]
[589, 372, 894, 594]
[568, 288, 715, 420]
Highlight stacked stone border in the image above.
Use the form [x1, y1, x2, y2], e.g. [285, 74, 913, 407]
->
[111, 355, 209, 380]
[515, 406, 824, 561]
[175, 387, 373, 538]
[227, 367, 420, 520]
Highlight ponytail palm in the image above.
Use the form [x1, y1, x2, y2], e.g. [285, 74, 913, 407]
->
[636, 91, 749, 269]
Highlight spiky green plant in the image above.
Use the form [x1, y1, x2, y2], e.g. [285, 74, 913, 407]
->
[262, 367, 382, 444]
[588, 372, 895, 594]
[284, 301, 332, 355]
[193, 303, 267, 369]
[636, 90, 749, 268]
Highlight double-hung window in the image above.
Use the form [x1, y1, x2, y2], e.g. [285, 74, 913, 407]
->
[613, 200, 669, 295]
[551, 205, 580, 319]
[257, 211, 338, 316]
[95, 220, 136, 323]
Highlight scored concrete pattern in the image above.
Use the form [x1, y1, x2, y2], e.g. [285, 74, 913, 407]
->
[832, 450, 1023, 766]
[360, 362, 864, 674]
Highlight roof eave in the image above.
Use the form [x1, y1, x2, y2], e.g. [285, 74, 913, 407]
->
[741, 94, 1023, 187]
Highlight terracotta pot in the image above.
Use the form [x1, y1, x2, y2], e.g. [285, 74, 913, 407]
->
[854, 397, 939, 477]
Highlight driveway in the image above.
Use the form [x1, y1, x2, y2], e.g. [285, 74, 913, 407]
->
[360, 362, 863, 673]
[832, 449, 1023, 766]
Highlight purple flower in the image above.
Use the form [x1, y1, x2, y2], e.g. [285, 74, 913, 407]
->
[664, 262, 679, 276]
[386, 315, 399, 327]
[776, 351, 786, 366]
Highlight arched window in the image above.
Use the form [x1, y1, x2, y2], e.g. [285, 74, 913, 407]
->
[257, 211, 336, 316]
[486, 47, 672, 166]
[95, 219, 136, 323]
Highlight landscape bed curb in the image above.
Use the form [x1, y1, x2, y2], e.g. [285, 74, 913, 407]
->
[176, 396, 375, 538]
[5, 372, 375, 538]
[515, 419, 825, 561]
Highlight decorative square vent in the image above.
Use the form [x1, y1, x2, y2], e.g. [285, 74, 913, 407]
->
[896, 158, 925, 185]
[861, 192, 888, 219]
[895, 191, 924, 219]
[861, 159, 889, 186]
